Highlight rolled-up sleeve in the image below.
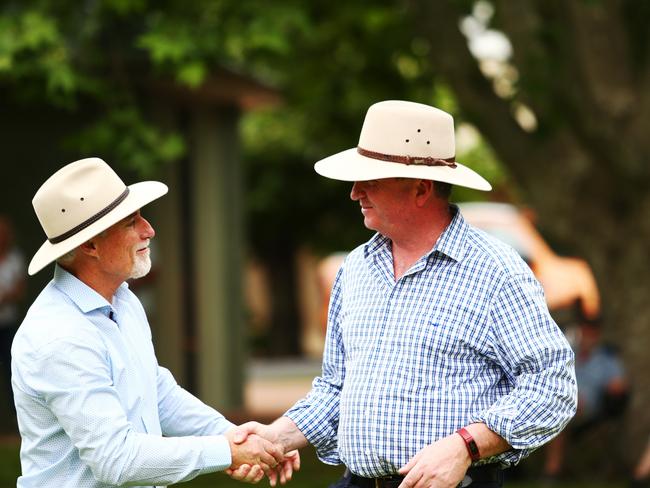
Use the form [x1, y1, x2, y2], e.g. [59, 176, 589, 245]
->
[471, 273, 578, 465]
[285, 267, 345, 465]
[26, 337, 231, 486]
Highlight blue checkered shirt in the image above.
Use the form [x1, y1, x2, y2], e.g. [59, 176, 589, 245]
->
[286, 207, 577, 477]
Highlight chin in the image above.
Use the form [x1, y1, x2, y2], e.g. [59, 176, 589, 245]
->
[363, 218, 379, 232]
[130, 256, 152, 280]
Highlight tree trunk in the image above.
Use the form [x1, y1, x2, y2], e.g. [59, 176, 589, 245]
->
[410, 0, 650, 452]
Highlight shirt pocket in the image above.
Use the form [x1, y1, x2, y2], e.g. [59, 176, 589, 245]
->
[394, 307, 487, 393]
[396, 307, 461, 352]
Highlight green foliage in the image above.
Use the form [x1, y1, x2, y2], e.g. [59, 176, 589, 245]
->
[0, 8, 78, 104]
[0, 0, 509, 253]
[66, 107, 185, 177]
[238, 1, 506, 254]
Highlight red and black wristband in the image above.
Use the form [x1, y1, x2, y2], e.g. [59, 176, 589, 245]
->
[457, 427, 481, 462]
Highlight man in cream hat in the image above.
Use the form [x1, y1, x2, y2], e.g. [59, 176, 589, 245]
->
[232, 101, 577, 487]
[11, 158, 297, 487]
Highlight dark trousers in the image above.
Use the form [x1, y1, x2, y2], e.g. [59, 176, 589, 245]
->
[328, 467, 504, 488]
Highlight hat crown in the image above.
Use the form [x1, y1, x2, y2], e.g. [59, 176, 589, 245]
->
[358, 100, 455, 159]
[32, 158, 127, 240]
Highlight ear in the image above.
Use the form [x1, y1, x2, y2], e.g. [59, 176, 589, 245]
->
[79, 238, 100, 258]
[414, 179, 434, 207]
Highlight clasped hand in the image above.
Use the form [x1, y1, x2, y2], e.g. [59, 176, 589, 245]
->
[225, 424, 301, 485]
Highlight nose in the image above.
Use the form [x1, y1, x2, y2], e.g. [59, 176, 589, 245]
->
[137, 215, 155, 239]
[350, 181, 365, 201]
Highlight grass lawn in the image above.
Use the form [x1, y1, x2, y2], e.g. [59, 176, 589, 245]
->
[0, 445, 21, 488]
[0, 442, 626, 488]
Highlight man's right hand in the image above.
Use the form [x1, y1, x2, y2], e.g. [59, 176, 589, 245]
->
[227, 421, 303, 486]
[224, 429, 284, 474]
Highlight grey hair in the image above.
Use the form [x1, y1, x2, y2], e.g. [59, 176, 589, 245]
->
[57, 249, 77, 266]
[56, 229, 109, 267]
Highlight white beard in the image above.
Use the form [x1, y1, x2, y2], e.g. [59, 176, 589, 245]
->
[130, 251, 152, 279]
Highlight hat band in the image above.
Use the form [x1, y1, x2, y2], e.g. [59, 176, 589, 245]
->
[49, 187, 130, 244]
[357, 146, 457, 168]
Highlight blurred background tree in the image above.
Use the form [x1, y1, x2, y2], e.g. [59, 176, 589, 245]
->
[408, 0, 650, 448]
[1, 0, 648, 445]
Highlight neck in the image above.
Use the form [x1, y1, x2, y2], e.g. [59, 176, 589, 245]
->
[390, 204, 452, 280]
[61, 263, 121, 303]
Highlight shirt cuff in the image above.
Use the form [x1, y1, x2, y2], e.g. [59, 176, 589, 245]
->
[199, 435, 232, 473]
[469, 413, 528, 466]
[285, 409, 341, 465]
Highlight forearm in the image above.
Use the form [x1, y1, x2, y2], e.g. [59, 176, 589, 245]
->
[269, 416, 310, 452]
[397, 422, 511, 485]
[157, 367, 233, 436]
[84, 431, 231, 485]
[462, 422, 511, 460]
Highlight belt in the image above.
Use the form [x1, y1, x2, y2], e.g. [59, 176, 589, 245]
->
[349, 464, 502, 488]
[348, 473, 403, 488]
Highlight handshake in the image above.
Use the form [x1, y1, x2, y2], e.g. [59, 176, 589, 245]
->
[225, 420, 302, 486]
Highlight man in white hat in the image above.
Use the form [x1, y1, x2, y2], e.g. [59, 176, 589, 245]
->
[11, 158, 297, 487]
[232, 101, 577, 487]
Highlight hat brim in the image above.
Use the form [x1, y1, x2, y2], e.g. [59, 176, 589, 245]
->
[28, 181, 168, 275]
[314, 148, 492, 191]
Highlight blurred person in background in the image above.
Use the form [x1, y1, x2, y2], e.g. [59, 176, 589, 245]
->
[11, 158, 296, 487]
[233, 101, 577, 488]
[316, 252, 347, 334]
[0, 215, 26, 414]
[543, 313, 628, 482]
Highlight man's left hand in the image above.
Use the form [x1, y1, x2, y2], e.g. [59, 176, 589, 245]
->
[397, 433, 471, 488]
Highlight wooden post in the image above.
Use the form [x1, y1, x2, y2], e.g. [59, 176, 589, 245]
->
[189, 105, 245, 410]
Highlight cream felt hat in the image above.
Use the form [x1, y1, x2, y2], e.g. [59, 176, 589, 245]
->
[28, 157, 168, 275]
[314, 100, 492, 191]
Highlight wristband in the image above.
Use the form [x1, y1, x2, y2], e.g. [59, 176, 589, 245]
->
[457, 427, 481, 462]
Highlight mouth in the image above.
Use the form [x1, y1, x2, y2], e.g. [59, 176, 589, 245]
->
[136, 246, 150, 255]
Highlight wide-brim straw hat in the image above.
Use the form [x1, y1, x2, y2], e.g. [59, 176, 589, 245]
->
[28, 157, 168, 275]
[314, 100, 492, 191]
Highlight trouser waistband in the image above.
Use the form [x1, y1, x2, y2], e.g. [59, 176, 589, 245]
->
[348, 464, 502, 488]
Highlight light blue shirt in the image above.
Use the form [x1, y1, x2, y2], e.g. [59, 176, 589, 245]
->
[11, 265, 233, 487]
[286, 207, 577, 477]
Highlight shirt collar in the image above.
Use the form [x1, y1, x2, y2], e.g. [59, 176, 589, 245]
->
[363, 232, 390, 259]
[431, 204, 468, 263]
[363, 204, 468, 263]
[53, 264, 129, 315]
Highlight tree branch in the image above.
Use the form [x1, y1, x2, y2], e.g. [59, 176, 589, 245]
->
[408, 0, 538, 187]
[493, 0, 556, 123]
[528, 0, 646, 177]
